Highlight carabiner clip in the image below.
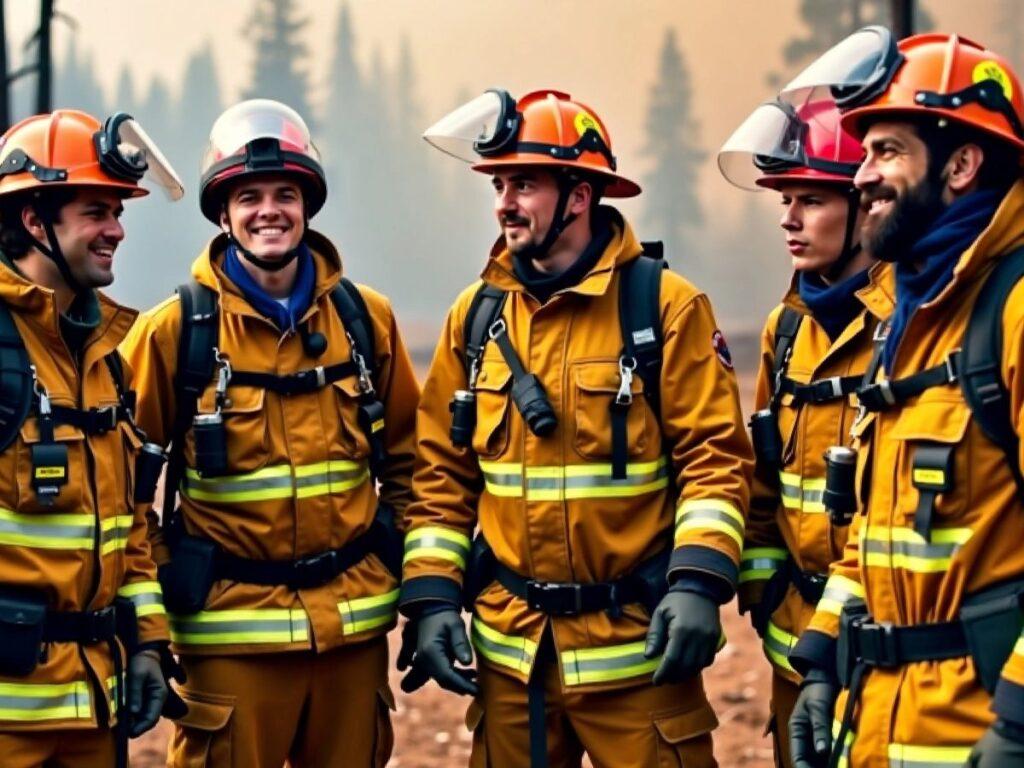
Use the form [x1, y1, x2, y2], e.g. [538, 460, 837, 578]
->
[616, 356, 637, 406]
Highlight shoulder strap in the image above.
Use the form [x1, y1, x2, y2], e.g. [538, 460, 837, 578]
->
[330, 278, 378, 386]
[0, 300, 33, 453]
[462, 283, 508, 379]
[619, 250, 665, 421]
[769, 307, 803, 407]
[961, 245, 1024, 495]
[163, 281, 219, 529]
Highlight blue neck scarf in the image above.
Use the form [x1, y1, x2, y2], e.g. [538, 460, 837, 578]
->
[884, 189, 1003, 369]
[798, 268, 871, 342]
[222, 242, 316, 331]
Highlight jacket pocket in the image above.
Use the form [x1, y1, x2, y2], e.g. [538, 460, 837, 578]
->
[16, 417, 86, 513]
[465, 698, 488, 768]
[170, 690, 234, 768]
[196, 384, 269, 474]
[571, 359, 647, 460]
[472, 358, 512, 458]
[653, 702, 718, 768]
[331, 378, 373, 459]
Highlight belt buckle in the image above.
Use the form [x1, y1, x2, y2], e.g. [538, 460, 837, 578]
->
[290, 550, 338, 590]
[855, 619, 898, 668]
[86, 606, 117, 644]
[825, 376, 844, 400]
[94, 406, 118, 433]
[525, 581, 582, 616]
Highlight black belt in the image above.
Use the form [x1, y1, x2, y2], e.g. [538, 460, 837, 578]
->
[778, 375, 862, 405]
[789, 566, 828, 606]
[494, 562, 648, 617]
[213, 524, 380, 590]
[42, 605, 121, 644]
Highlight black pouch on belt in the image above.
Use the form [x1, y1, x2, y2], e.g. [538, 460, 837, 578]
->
[836, 598, 869, 688]
[158, 534, 217, 614]
[372, 503, 404, 578]
[630, 546, 672, 614]
[0, 587, 47, 676]
[960, 580, 1024, 694]
[463, 534, 497, 611]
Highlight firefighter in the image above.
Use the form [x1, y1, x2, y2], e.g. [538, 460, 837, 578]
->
[120, 99, 419, 767]
[398, 89, 753, 767]
[777, 28, 1024, 768]
[717, 96, 891, 767]
[0, 110, 182, 767]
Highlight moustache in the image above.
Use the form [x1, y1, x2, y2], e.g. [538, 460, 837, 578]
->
[501, 215, 530, 228]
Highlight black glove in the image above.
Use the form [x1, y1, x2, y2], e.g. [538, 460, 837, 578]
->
[748, 600, 770, 639]
[128, 649, 168, 737]
[399, 608, 478, 696]
[643, 590, 721, 685]
[156, 644, 188, 720]
[966, 723, 1024, 766]
[395, 618, 426, 693]
[789, 675, 839, 768]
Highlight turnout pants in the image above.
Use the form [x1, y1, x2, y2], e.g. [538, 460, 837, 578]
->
[469, 657, 718, 768]
[0, 728, 116, 768]
[167, 635, 392, 768]
[768, 671, 801, 768]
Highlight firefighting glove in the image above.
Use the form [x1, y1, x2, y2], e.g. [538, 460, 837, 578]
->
[401, 608, 479, 697]
[789, 673, 839, 768]
[748, 600, 770, 639]
[396, 618, 425, 692]
[644, 590, 721, 684]
[966, 722, 1024, 766]
[128, 649, 168, 737]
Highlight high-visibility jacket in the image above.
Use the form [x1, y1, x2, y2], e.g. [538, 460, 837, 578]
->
[120, 230, 418, 657]
[739, 265, 894, 682]
[0, 260, 168, 731]
[400, 208, 753, 693]
[791, 180, 1024, 765]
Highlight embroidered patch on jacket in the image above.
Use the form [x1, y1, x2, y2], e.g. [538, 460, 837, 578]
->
[712, 329, 733, 369]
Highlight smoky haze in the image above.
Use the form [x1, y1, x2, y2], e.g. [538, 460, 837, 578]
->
[4, 0, 1016, 363]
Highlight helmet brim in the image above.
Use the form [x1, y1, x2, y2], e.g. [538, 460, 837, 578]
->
[471, 155, 641, 197]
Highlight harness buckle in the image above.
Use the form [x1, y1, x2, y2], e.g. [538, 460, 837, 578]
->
[944, 353, 959, 384]
[82, 606, 118, 644]
[288, 550, 340, 591]
[314, 365, 326, 389]
[487, 318, 507, 341]
[853, 618, 900, 668]
[526, 581, 584, 616]
[93, 405, 119, 434]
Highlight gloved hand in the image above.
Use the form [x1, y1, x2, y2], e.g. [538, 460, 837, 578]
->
[644, 590, 721, 684]
[128, 649, 168, 737]
[398, 609, 478, 696]
[966, 723, 1024, 766]
[748, 600, 770, 639]
[395, 618, 425, 693]
[789, 676, 839, 768]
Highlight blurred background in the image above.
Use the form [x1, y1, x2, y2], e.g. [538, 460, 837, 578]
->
[3, 2, 1019, 764]
[6, 0, 1022, 366]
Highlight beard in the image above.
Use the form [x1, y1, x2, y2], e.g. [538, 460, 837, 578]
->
[863, 170, 946, 263]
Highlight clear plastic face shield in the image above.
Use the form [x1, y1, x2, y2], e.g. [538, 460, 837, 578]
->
[718, 101, 810, 190]
[422, 89, 519, 161]
[200, 99, 322, 177]
[94, 113, 185, 200]
[779, 25, 903, 109]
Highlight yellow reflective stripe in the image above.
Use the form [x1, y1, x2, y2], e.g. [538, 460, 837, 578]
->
[778, 472, 827, 513]
[471, 616, 537, 675]
[1014, 634, 1024, 657]
[739, 547, 788, 583]
[403, 526, 471, 570]
[561, 641, 659, 686]
[479, 459, 669, 501]
[887, 743, 972, 766]
[0, 507, 94, 550]
[817, 573, 865, 616]
[763, 621, 797, 673]
[99, 514, 132, 555]
[183, 461, 368, 503]
[170, 608, 310, 645]
[862, 527, 972, 574]
[0, 680, 92, 722]
[117, 581, 166, 617]
[338, 589, 399, 635]
[675, 499, 744, 547]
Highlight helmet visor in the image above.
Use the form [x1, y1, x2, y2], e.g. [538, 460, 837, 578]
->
[718, 101, 808, 190]
[780, 26, 903, 109]
[423, 90, 514, 162]
[115, 119, 184, 200]
[201, 99, 320, 177]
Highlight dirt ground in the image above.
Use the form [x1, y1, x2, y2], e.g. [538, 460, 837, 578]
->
[129, 603, 774, 767]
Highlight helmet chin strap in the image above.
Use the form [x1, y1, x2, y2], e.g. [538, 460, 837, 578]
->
[824, 189, 863, 283]
[224, 214, 307, 273]
[517, 173, 580, 262]
[24, 216, 85, 295]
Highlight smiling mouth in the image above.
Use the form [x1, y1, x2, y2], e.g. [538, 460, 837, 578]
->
[251, 226, 289, 236]
[90, 245, 114, 260]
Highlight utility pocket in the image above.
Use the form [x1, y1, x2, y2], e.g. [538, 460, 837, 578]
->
[0, 587, 46, 677]
[571, 359, 647, 460]
[653, 702, 718, 768]
[465, 698, 489, 768]
[961, 580, 1024, 694]
[196, 384, 268, 474]
[169, 689, 234, 768]
[16, 417, 85, 512]
[472, 358, 512, 458]
[159, 535, 217, 615]
[331, 378, 373, 459]
[373, 685, 396, 767]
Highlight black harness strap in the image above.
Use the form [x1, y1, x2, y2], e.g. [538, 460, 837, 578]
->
[769, 308, 803, 409]
[462, 284, 509, 382]
[856, 352, 961, 413]
[0, 302, 36, 452]
[777, 374, 862, 406]
[910, 443, 955, 541]
[229, 362, 359, 395]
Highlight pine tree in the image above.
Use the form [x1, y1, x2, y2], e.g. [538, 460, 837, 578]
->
[640, 29, 705, 261]
[242, 0, 314, 126]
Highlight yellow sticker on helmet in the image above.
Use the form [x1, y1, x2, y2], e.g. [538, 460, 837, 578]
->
[973, 60, 1014, 100]
[574, 111, 604, 139]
